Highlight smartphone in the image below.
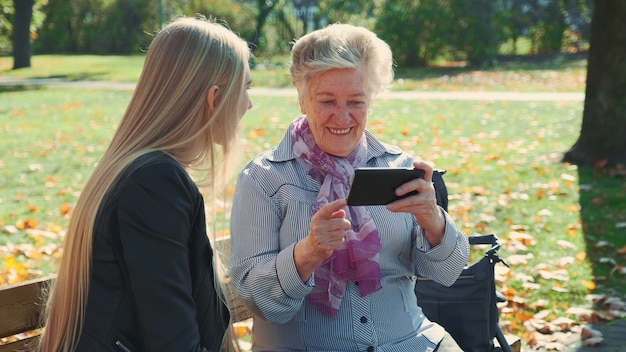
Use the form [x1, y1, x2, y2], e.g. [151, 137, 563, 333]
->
[346, 167, 426, 206]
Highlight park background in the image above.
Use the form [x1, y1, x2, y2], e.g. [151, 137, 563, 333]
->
[1, 0, 625, 350]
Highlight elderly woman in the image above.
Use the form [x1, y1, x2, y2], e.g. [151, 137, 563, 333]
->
[230, 24, 469, 351]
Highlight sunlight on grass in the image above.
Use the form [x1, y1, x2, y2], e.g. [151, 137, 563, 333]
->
[1, 55, 146, 82]
[0, 88, 132, 279]
[1, 83, 623, 346]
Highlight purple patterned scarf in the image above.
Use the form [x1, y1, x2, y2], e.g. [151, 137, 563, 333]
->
[291, 116, 382, 318]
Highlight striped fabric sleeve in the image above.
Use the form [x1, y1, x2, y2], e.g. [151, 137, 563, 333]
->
[229, 169, 314, 324]
[412, 210, 470, 287]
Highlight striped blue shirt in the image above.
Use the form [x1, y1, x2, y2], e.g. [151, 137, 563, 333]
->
[230, 125, 470, 351]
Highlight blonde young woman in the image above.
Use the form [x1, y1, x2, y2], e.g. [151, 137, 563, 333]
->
[38, 16, 253, 352]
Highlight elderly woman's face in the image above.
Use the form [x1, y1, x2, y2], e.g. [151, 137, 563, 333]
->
[301, 68, 371, 157]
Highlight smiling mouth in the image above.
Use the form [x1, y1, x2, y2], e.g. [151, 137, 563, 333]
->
[329, 127, 351, 135]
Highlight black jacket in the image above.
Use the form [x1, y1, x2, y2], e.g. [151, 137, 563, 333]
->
[75, 152, 229, 352]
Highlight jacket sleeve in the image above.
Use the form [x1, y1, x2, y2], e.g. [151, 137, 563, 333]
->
[229, 168, 314, 324]
[115, 162, 211, 352]
[412, 210, 470, 287]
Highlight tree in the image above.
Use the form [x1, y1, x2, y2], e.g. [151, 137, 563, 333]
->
[563, 0, 626, 167]
[530, 0, 566, 54]
[12, 0, 34, 69]
[183, 0, 256, 52]
[452, 0, 498, 66]
[376, 0, 423, 68]
[248, 0, 278, 51]
[104, 0, 153, 54]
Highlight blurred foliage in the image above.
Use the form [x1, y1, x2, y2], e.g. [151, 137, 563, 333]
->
[35, 0, 156, 54]
[0, 0, 593, 67]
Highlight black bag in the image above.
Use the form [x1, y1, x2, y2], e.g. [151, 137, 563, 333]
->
[414, 234, 510, 352]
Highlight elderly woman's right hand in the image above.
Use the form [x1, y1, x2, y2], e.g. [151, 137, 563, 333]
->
[293, 199, 351, 282]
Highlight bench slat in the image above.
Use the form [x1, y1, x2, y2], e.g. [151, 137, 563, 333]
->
[224, 278, 254, 323]
[0, 276, 53, 337]
[0, 238, 255, 352]
[0, 336, 39, 352]
[0, 276, 54, 352]
[215, 238, 254, 323]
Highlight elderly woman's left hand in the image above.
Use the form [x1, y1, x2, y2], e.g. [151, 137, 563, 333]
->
[386, 160, 446, 247]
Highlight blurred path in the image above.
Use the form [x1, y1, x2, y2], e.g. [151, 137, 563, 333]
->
[0, 77, 585, 101]
[251, 87, 585, 102]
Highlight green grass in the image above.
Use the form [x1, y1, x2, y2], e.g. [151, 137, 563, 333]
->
[1, 55, 624, 345]
[0, 87, 133, 274]
[1, 53, 588, 92]
[0, 55, 147, 82]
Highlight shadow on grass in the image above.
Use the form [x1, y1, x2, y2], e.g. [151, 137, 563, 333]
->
[27, 72, 109, 81]
[0, 71, 111, 93]
[0, 71, 109, 81]
[0, 85, 44, 93]
[577, 166, 626, 296]
[395, 52, 588, 81]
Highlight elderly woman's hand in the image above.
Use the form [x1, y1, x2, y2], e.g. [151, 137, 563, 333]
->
[386, 160, 446, 247]
[293, 199, 351, 282]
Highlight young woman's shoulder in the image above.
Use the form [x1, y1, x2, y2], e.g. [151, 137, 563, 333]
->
[115, 151, 199, 201]
[130, 151, 192, 183]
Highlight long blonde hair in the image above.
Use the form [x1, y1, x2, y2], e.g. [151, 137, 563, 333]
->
[38, 15, 251, 352]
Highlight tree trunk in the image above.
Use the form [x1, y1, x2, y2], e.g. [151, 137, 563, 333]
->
[460, 0, 497, 67]
[12, 0, 35, 69]
[562, 0, 626, 167]
[249, 0, 277, 52]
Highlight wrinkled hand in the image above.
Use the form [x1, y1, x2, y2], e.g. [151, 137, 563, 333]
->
[294, 199, 351, 281]
[386, 160, 446, 247]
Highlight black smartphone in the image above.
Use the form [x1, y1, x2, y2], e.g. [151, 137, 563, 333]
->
[346, 167, 426, 206]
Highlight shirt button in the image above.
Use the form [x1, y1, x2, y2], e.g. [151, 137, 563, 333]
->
[360, 316, 368, 324]
[367, 346, 374, 352]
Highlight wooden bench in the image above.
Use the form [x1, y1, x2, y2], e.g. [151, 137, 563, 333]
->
[0, 275, 54, 352]
[0, 275, 251, 352]
[0, 237, 250, 352]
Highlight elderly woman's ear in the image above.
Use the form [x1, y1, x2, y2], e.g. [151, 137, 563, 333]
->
[298, 96, 306, 114]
